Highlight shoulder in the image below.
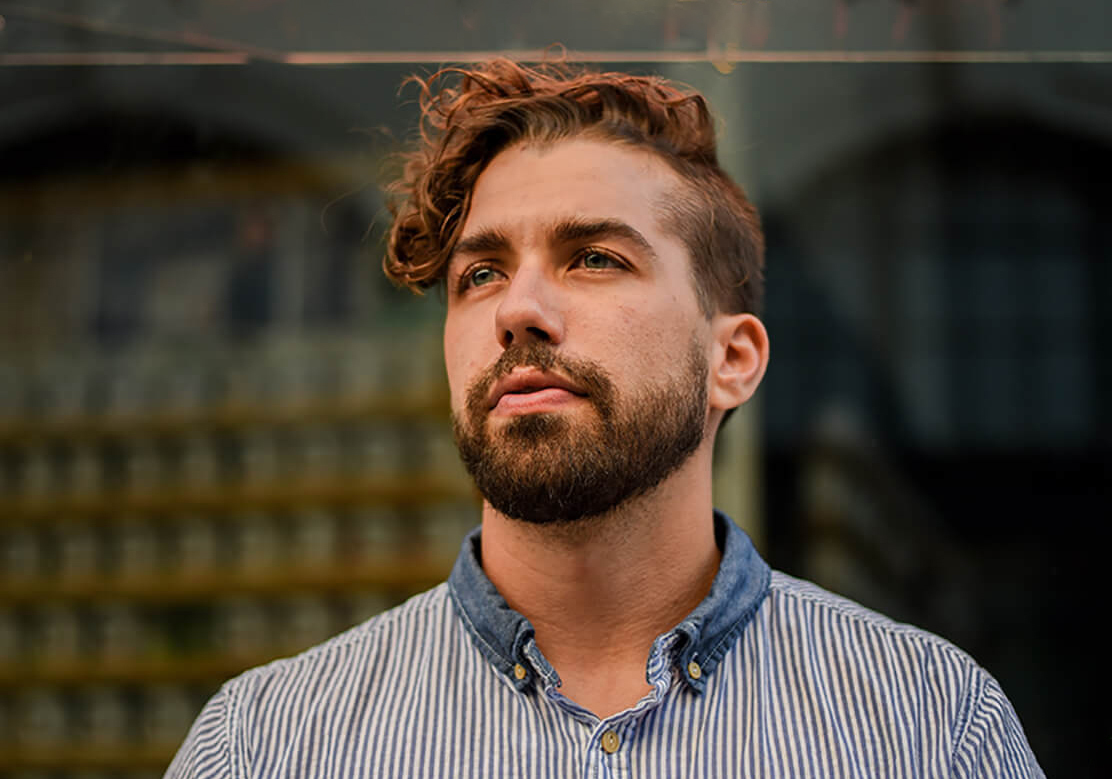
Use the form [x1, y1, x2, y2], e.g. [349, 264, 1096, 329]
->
[764, 569, 977, 660]
[750, 571, 1044, 778]
[233, 583, 454, 701]
[755, 571, 986, 734]
[165, 584, 457, 779]
[759, 569, 985, 698]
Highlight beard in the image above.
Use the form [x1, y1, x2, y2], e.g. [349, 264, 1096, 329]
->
[452, 340, 708, 526]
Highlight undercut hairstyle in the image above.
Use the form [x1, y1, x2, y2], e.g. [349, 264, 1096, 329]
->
[384, 58, 765, 317]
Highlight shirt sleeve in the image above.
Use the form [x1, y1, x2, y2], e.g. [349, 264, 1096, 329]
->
[950, 672, 1045, 779]
[163, 685, 235, 779]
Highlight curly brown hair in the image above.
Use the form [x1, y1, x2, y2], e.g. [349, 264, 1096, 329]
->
[384, 58, 764, 316]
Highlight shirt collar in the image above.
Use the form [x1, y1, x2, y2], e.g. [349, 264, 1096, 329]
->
[447, 510, 771, 694]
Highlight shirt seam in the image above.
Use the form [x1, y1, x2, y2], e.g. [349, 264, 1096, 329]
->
[770, 572, 987, 771]
[948, 665, 983, 772]
[225, 679, 242, 779]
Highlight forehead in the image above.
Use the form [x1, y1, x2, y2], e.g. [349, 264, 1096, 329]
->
[459, 138, 682, 246]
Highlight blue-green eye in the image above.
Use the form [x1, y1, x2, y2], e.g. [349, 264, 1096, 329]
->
[467, 266, 500, 287]
[579, 250, 619, 269]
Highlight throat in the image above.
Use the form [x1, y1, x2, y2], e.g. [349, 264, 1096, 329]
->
[555, 665, 656, 720]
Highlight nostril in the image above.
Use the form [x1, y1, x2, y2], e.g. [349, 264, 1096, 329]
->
[525, 326, 550, 342]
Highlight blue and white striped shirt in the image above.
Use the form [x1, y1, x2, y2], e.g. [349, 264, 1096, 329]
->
[167, 513, 1043, 778]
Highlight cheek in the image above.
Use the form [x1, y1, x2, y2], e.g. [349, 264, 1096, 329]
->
[613, 300, 694, 350]
[444, 352, 478, 412]
[443, 322, 495, 410]
[590, 311, 676, 381]
[442, 322, 471, 406]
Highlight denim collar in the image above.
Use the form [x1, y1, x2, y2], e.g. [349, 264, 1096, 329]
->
[447, 510, 771, 694]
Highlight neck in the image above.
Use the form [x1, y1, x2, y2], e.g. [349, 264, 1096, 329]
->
[478, 443, 721, 717]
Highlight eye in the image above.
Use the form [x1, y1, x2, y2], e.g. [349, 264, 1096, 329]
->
[469, 267, 499, 286]
[459, 264, 504, 291]
[576, 249, 622, 270]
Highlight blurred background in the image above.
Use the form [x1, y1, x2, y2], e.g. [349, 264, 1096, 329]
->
[0, 1, 1108, 776]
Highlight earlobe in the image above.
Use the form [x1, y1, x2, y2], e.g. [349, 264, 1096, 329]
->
[708, 313, 769, 413]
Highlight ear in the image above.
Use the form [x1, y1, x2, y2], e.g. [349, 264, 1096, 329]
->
[708, 313, 769, 413]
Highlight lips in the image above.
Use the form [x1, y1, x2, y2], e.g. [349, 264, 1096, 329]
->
[487, 368, 587, 411]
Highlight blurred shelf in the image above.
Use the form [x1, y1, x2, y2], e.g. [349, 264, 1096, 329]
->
[0, 393, 449, 446]
[0, 157, 384, 214]
[0, 554, 454, 604]
[0, 651, 302, 688]
[0, 745, 175, 772]
[0, 475, 476, 524]
[0, 362, 471, 775]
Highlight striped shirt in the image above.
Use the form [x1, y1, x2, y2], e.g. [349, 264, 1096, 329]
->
[167, 512, 1043, 778]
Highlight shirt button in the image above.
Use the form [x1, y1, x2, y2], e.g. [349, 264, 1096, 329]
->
[513, 663, 527, 680]
[600, 730, 621, 754]
[687, 661, 702, 680]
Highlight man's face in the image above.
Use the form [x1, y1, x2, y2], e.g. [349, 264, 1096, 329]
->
[443, 138, 715, 525]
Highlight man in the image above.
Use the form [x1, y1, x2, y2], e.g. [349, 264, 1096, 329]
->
[168, 60, 1042, 777]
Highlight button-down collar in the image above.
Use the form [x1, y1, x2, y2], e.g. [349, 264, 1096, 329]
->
[447, 510, 771, 693]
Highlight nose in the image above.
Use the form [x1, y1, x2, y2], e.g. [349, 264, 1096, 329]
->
[494, 265, 565, 349]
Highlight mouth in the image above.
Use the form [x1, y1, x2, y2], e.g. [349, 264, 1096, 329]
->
[488, 369, 588, 411]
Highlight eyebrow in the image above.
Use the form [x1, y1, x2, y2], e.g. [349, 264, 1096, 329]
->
[451, 228, 512, 260]
[451, 217, 658, 262]
[550, 217, 658, 260]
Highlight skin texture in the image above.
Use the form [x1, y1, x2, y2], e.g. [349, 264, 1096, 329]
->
[443, 138, 770, 718]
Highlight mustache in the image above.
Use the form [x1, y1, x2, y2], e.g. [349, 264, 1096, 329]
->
[464, 343, 615, 420]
